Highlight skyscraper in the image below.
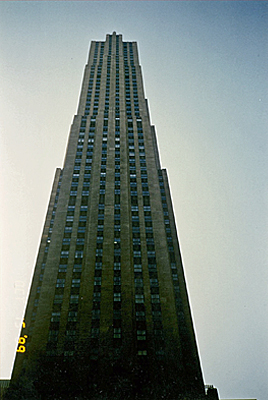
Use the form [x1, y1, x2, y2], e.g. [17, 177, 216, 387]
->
[9, 32, 219, 400]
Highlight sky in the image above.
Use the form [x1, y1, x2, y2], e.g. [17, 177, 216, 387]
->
[0, 1, 267, 399]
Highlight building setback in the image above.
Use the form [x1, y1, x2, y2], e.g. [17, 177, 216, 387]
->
[9, 32, 219, 400]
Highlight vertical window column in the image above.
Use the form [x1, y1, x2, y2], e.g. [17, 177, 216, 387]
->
[124, 44, 148, 356]
[113, 39, 122, 344]
[30, 171, 63, 344]
[136, 119, 165, 358]
[157, 171, 186, 330]
[89, 46, 108, 356]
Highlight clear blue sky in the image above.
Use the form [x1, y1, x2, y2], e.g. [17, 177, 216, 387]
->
[0, 2, 267, 399]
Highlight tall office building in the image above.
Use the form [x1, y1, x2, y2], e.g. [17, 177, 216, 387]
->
[10, 33, 218, 400]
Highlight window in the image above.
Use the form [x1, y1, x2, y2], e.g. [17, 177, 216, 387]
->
[114, 263, 121, 270]
[75, 251, 83, 259]
[48, 330, 59, 341]
[92, 310, 100, 319]
[134, 264, 142, 272]
[54, 295, 63, 304]
[91, 328, 99, 338]
[73, 264, 82, 272]
[93, 292, 101, 301]
[51, 312, 61, 322]
[151, 294, 160, 303]
[56, 279, 65, 288]
[135, 294, 144, 303]
[94, 277, 101, 286]
[71, 279, 80, 288]
[138, 350, 147, 356]
[113, 328, 121, 339]
[114, 277, 121, 285]
[114, 293, 121, 302]
[64, 351, 74, 357]
[137, 330, 146, 340]
[152, 311, 162, 320]
[70, 295, 79, 303]
[66, 330, 76, 337]
[68, 311, 77, 321]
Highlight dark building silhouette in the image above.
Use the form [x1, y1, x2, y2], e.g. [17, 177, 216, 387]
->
[9, 32, 219, 400]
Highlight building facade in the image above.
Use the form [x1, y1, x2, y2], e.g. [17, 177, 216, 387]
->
[10, 32, 217, 400]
